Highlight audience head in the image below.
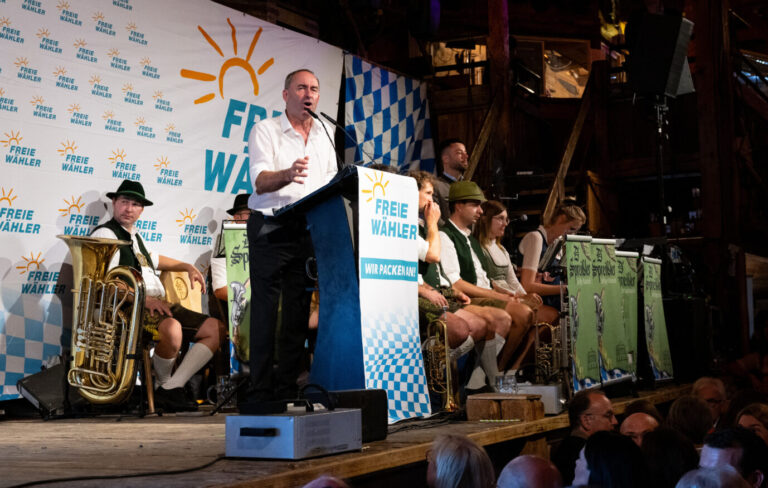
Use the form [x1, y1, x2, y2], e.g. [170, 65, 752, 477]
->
[426, 434, 495, 488]
[438, 138, 468, 176]
[641, 427, 699, 488]
[623, 398, 664, 424]
[693, 377, 729, 425]
[302, 475, 349, 488]
[410, 170, 436, 213]
[474, 200, 509, 246]
[573, 430, 648, 488]
[675, 466, 751, 488]
[226, 193, 252, 222]
[497, 454, 563, 488]
[736, 403, 768, 446]
[620, 412, 659, 446]
[543, 202, 585, 237]
[666, 395, 714, 445]
[701, 427, 768, 488]
[568, 389, 617, 437]
[447, 181, 486, 226]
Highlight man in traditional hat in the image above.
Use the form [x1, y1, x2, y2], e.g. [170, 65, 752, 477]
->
[91, 179, 223, 412]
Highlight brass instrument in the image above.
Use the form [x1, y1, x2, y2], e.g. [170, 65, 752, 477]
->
[59, 235, 145, 404]
[422, 311, 460, 412]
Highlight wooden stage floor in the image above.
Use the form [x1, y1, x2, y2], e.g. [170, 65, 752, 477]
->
[0, 384, 688, 488]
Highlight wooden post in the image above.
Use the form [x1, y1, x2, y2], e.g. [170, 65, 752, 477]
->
[486, 0, 511, 187]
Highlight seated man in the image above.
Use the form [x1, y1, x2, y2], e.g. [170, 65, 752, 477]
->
[700, 427, 768, 488]
[438, 181, 535, 371]
[91, 180, 222, 412]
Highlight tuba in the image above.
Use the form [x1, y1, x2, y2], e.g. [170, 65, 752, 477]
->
[59, 235, 145, 404]
[422, 311, 460, 412]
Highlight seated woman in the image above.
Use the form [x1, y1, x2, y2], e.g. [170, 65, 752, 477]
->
[426, 434, 495, 488]
[517, 202, 586, 309]
[736, 403, 768, 446]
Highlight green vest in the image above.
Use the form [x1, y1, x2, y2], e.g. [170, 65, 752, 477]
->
[418, 225, 441, 288]
[92, 218, 155, 271]
[482, 245, 509, 283]
[440, 221, 489, 285]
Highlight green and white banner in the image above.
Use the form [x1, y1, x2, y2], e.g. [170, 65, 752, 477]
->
[591, 239, 631, 385]
[642, 257, 674, 381]
[223, 223, 250, 369]
[616, 251, 639, 378]
[564, 235, 600, 391]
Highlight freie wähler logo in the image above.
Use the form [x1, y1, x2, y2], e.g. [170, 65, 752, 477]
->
[15, 57, 41, 83]
[140, 57, 159, 79]
[18, 252, 65, 295]
[0, 188, 41, 235]
[109, 148, 140, 181]
[0, 17, 25, 44]
[90, 75, 111, 99]
[29, 94, 56, 120]
[164, 123, 183, 144]
[177, 208, 212, 246]
[60, 195, 100, 235]
[57, 1, 83, 26]
[22, 0, 45, 15]
[103, 110, 124, 133]
[113, 0, 133, 12]
[2, 130, 41, 168]
[53, 66, 78, 91]
[134, 116, 155, 139]
[137, 218, 162, 242]
[37, 27, 63, 54]
[126, 21, 147, 46]
[122, 82, 142, 105]
[58, 139, 93, 174]
[364, 171, 418, 240]
[153, 90, 172, 112]
[92, 12, 116, 36]
[107, 48, 130, 72]
[155, 156, 182, 187]
[180, 18, 274, 104]
[0, 87, 19, 113]
[74, 39, 98, 63]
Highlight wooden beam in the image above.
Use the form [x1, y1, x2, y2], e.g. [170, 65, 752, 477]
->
[464, 92, 501, 181]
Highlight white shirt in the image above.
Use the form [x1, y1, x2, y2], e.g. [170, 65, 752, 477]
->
[91, 225, 166, 298]
[485, 241, 526, 295]
[247, 113, 337, 215]
[519, 225, 548, 271]
[417, 235, 450, 287]
[439, 220, 492, 289]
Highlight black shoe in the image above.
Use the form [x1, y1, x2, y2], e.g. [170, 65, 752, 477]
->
[465, 384, 495, 396]
[155, 387, 198, 412]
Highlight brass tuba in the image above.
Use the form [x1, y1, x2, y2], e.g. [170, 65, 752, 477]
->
[59, 235, 145, 404]
[422, 311, 460, 412]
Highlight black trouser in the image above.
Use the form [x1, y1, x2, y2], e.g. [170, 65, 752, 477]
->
[247, 211, 313, 401]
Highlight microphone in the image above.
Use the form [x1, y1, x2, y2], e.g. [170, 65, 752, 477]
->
[304, 107, 319, 119]
[306, 107, 344, 172]
[320, 112, 361, 150]
[510, 214, 528, 223]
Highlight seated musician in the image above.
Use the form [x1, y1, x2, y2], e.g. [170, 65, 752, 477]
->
[439, 182, 535, 374]
[91, 180, 222, 412]
[411, 171, 511, 392]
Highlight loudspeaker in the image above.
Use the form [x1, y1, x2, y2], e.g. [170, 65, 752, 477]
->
[627, 13, 695, 97]
[16, 363, 88, 418]
[303, 389, 388, 443]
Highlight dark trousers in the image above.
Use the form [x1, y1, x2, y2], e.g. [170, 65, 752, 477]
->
[247, 211, 313, 400]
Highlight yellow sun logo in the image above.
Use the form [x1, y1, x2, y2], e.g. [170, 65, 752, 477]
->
[57, 1, 70, 11]
[0, 88, 5, 97]
[36, 28, 50, 39]
[176, 208, 196, 227]
[154, 156, 170, 170]
[109, 149, 127, 164]
[361, 171, 390, 202]
[122, 83, 133, 93]
[15, 57, 29, 68]
[89, 75, 101, 85]
[53, 66, 67, 77]
[102, 110, 115, 120]
[126, 21, 137, 31]
[30, 95, 45, 106]
[164, 123, 176, 133]
[73, 38, 87, 48]
[0, 17, 11, 28]
[107, 48, 120, 58]
[92, 12, 105, 22]
[57, 139, 77, 155]
[134, 116, 146, 126]
[180, 18, 274, 104]
[68, 104, 81, 114]
[153, 90, 163, 100]
[140, 57, 151, 66]
[1, 130, 22, 147]
[59, 196, 85, 216]
[17, 252, 45, 275]
[0, 188, 18, 206]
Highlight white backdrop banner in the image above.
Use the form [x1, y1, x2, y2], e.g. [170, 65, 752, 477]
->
[0, 0, 343, 400]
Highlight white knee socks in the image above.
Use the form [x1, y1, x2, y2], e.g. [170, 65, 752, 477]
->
[160, 343, 214, 391]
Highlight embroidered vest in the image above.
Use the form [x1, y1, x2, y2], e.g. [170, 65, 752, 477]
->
[92, 218, 155, 271]
[440, 221, 489, 285]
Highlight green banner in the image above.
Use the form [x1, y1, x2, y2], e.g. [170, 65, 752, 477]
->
[591, 239, 631, 384]
[565, 235, 600, 391]
[223, 224, 250, 363]
[616, 251, 639, 377]
[642, 257, 674, 380]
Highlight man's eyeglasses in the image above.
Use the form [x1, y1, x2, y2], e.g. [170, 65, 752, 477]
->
[585, 411, 615, 420]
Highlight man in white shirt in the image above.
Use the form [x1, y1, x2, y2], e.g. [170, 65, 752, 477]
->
[245, 69, 337, 406]
[91, 180, 222, 412]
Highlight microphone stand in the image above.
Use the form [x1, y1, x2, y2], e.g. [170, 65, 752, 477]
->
[305, 108, 345, 172]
